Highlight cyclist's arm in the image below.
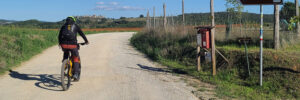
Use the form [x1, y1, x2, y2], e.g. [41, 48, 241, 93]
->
[76, 25, 89, 44]
[58, 26, 63, 44]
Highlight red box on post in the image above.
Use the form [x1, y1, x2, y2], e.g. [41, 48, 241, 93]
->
[196, 26, 213, 49]
[199, 29, 211, 49]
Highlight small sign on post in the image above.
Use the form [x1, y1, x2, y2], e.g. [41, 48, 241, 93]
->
[197, 34, 202, 46]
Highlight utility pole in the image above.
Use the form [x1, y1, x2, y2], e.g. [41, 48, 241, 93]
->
[274, 4, 280, 50]
[210, 0, 216, 76]
[153, 6, 156, 28]
[296, 0, 300, 37]
[163, 3, 167, 30]
[182, 0, 185, 33]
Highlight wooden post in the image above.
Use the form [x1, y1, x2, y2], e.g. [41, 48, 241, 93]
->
[296, 0, 300, 37]
[197, 45, 201, 71]
[163, 3, 167, 30]
[182, 0, 185, 33]
[172, 14, 174, 27]
[153, 6, 156, 28]
[210, 0, 216, 76]
[147, 9, 150, 29]
[274, 4, 280, 50]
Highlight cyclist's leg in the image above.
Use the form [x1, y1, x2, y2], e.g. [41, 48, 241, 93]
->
[70, 48, 80, 79]
[62, 49, 70, 62]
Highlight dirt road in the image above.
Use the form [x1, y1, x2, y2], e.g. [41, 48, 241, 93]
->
[0, 32, 200, 100]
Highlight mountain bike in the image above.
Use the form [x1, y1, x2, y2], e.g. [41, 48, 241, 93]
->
[61, 43, 86, 91]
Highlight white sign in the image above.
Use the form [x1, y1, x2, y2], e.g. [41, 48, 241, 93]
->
[197, 34, 201, 46]
[273, 0, 281, 3]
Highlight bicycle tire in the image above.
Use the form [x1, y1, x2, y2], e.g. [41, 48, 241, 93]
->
[61, 60, 71, 91]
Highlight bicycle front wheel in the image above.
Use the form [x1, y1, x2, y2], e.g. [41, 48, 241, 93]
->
[61, 60, 71, 91]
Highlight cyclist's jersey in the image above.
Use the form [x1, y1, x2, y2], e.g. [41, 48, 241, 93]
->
[58, 18, 88, 45]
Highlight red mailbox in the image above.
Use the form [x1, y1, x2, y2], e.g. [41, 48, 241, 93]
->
[196, 26, 213, 49]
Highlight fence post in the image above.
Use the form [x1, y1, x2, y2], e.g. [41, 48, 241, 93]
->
[210, 0, 216, 76]
[153, 6, 156, 29]
[147, 9, 150, 29]
[163, 3, 167, 30]
[182, 0, 185, 33]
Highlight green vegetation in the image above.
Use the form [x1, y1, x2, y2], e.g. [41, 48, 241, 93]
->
[130, 29, 300, 99]
[0, 26, 58, 74]
[280, 2, 300, 22]
[0, 26, 104, 74]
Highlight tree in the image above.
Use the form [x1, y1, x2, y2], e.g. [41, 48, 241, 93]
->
[225, 0, 244, 37]
[120, 17, 126, 20]
[139, 14, 144, 18]
[225, 8, 234, 40]
[280, 2, 298, 22]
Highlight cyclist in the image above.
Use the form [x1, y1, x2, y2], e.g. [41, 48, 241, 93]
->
[58, 16, 89, 81]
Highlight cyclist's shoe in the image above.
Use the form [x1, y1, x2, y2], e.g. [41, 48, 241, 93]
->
[73, 73, 80, 82]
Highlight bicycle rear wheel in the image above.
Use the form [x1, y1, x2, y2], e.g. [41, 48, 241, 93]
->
[61, 60, 71, 91]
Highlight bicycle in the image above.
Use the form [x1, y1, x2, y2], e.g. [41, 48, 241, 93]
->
[61, 43, 86, 91]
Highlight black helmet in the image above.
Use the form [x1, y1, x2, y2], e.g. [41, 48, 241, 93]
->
[66, 16, 76, 24]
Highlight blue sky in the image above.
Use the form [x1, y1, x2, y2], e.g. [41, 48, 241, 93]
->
[0, 0, 296, 22]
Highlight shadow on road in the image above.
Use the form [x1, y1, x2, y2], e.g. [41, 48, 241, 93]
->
[136, 64, 170, 73]
[264, 67, 300, 73]
[9, 70, 63, 91]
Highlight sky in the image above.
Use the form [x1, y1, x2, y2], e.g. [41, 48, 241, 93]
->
[0, 0, 296, 22]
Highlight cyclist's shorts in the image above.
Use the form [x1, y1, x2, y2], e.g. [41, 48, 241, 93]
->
[61, 44, 77, 49]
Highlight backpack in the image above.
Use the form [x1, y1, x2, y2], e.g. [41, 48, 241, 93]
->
[61, 24, 76, 41]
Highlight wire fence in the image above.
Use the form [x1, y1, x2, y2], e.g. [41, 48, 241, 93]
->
[145, 8, 299, 49]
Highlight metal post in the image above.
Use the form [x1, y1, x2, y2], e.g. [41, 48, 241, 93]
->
[244, 42, 250, 76]
[197, 45, 201, 71]
[259, 4, 263, 86]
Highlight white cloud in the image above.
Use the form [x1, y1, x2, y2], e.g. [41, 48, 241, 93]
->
[109, 2, 119, 6]
[95, 1, 144, 11]
[95, 5, 145, 11]
[96, 2, 104, 5]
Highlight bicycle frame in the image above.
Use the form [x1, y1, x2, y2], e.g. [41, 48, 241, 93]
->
[68, 60, 73, 77]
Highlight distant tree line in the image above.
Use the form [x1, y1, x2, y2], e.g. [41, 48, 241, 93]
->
[1, 17, 146, 29]
[0, 12, 279, 29]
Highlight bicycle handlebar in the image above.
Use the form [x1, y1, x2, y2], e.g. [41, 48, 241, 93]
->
[78, 43, 86, 45]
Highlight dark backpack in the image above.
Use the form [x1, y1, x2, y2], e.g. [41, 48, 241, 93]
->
[61, 24, 76, 41]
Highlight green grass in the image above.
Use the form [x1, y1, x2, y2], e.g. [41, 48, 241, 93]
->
[130, 30, 300, 99]
[0, 26, 107, 74]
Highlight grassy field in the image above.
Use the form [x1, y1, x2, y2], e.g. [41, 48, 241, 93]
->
[130, 26, 300, 99]
[0, 26, 107, 74]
